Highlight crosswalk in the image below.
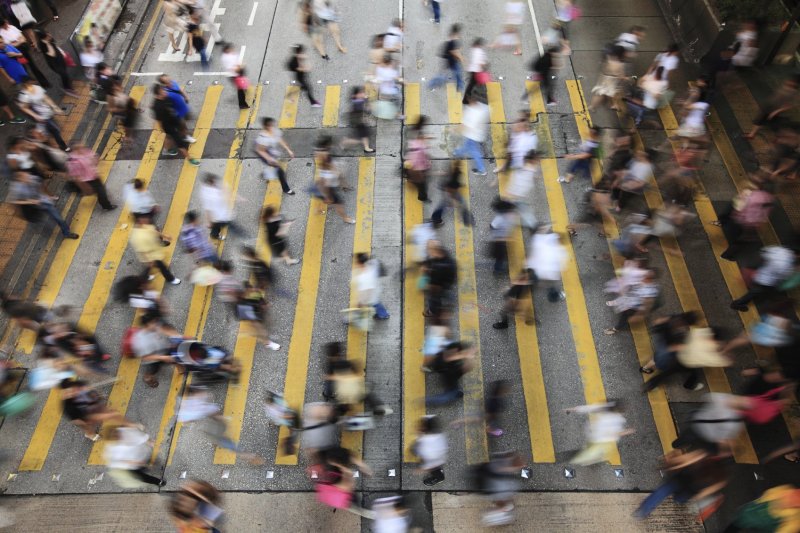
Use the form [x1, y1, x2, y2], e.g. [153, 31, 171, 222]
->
[2, 76, 798, 490]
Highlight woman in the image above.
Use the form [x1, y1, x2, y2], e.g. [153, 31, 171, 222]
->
[462, 38, 487, 104]
[340, 86, 373, 152]
[312, 0, 346, 55]
[254, 116, 296, 195]
[412, 415, 448, 486]
[491, 1, 524, 55]
[59, 379, 134, 441]
[169, 479, 224, 532]
[604, 267, 659, 335]
[261, 205, 299, 265]
[106, 77, 139, 141]
[589, 45, 626, 112]
[79, 38, 104, 81]
[316, 152, 355, 223]
[130, 215, 181, 286]
[36, 30, 76, 97]
[287, 44, 321, 107]
[405, 118, 431, 202]
[104, 425, 166, 488]
[374, 53, 403, 120]
[611, 149, 654, 211]
[162, 0, 187, 53]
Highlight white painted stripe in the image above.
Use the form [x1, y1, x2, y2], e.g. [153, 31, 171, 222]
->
[192, 71, 230, 76]
[131, 72, 165, 76]
[527, 0, 544, 57]
[238, 45, 246, 64]
[247, 2, 259, 26]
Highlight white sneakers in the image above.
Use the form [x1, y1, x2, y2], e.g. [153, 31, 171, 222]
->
[266, 341, 281, 351]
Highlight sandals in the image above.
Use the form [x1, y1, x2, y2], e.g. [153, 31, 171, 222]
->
[639, 366, 654, 374]
[85, 433, 101, 442]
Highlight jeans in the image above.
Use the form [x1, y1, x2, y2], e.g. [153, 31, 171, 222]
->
[431, 0, 441, 22]
[41, 202, 72, 236]
[198, 48, 209, 70]
[568, 158, 591, 180]
[373, 302, 390, 319]
[44, 119, 68, 150]
[260, 157, 292, 193]
[425, 387, 463, 407]
[427, 62, 464, 92]
[634, 480, 688, 518]
[147, 260, 176, 282]
[431, 193, 471, 226]
[454, 137, 485, 173]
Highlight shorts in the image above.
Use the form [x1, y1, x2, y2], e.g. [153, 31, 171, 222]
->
[0, 89, 8, 107]
[326, 186, 342, 205]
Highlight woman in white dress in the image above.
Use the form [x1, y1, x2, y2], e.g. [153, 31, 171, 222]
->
[589, 45, 627, 112]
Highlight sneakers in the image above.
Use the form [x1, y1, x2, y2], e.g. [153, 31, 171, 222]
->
[311, 102, 322, 108]
[164, 149, 179, 156]
[185, 135, 197, 144]
[267, 341, 281, 351]
[188, 158, 201, 166]
[0, 120, 5, 127]
[170, 278, 182, 285]
[487, 427, 504, 437]
[492, 321, 509, 330]
[10, 116, 25, 124]
[286, 189, 295, 195]
[376, 406, 394, 415]
[147, 274, 156, 281]
[685, 382, 705, 392]
[64, 232, 79, 239]
[285, 258, 300, 265]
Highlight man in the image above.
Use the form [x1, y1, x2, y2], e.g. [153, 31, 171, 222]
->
[559, 126, 600, 183]
[567, 401, 634, 466]
[151, 83, 199, 166]
[130, 215, 181, 285]
[494, 111, 538, 174]
[7, 171, 78, 238]
[730, 246, 795, 312]
[158, 74, 195, 144]
[0, 19, 49, 87]
[17, 77, 69, 151]
[424, 342, 475, 406]
[427, 24, 464, 92]
[502, 149, 539, 231]
[453, 93, 490, 176]
[614, 25, 646, 58]
[254, 117, 295, 195]
[199, 173, 240, 240]
[0, 36, 28, 85]
[383, 18, 404, 53]
[66, 144, 117, 211]
[352, 252, 389, 320]
[180, 210, 218, 265]
[124, 178, 159, 221]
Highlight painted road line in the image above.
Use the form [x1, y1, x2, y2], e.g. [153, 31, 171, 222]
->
[86, 86, 224, 465]
[279, 86, 300, 129]
[340, 158, 376, 459]
[487, 82, 555, 463]
[16, 87, 147, 353]
[402, 82, 425, 462]
[619, 109, 756, 459]
[323, 85, 341, 128]
[454, 161, 488, 465]
[247, 1, 259, 25]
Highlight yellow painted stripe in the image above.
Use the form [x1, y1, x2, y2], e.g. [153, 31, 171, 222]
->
[403, 82, 425, 462]
[446, 83, 462, 124]
[340, 158, 376, 458]
[453, 161, 488, 465]
[279, 86, 300, 129]
[86, 86, 223, 465]
[486, 82, 555, 463]
[17, 88, 147, 471]
[323, 85, 341, 127]
[16, 86, 148, 353]
[404, 82, 420, 124]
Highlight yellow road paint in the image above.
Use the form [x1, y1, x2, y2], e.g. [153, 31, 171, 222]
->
[486, 82, 555, 463]
[453, 161, 488, 465]
[402, 83, 425, 462]
[279, 86, 300, 129]
[405, 82, 420, 124]
[323, 85, 341, 127]
[85, 86, 223, 465]
[340, 158, 376, 458]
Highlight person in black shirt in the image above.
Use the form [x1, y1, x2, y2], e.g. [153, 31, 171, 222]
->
[287, 44, 321, 107]
[427, 24, 464, 92]
[186, 12, 208, 70]
[339, 86, 373, 152]
[151, 83, 200, 166]
[431, 162, 472, 227]
[422, 240, 457, 319]
[527, 46, 558, 105]
[261, 205, 299, 265]
[60, 379, 135, 441]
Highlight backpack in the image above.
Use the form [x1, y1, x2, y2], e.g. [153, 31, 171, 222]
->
[733, 189, 773, 228]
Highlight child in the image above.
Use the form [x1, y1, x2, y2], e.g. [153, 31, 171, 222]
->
[234, 65, 250, 109]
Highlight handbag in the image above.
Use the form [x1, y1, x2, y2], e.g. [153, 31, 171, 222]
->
[743, 386, 785, 424]
[61, 48, 77, 68]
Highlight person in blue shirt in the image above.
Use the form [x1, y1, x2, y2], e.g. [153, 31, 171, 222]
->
[157, 73, 194, 144]
[0, 38, 29, 85]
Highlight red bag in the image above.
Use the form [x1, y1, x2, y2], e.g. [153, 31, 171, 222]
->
[17, 56, 27, 65]
[315, 482, 353, 509]
[475, 71, 491, 85]
[120, 327, 139, 358]
[61, 48, 77, 68]
[743, 386, 786, 424]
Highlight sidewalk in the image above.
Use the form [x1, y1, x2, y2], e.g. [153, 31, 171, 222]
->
[0, 491, 702, 532]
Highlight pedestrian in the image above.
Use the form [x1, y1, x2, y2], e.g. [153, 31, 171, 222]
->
[421, 240, 457, 319]
[317, 152, 355, 224]
[262, 205, 299, 265]
[610, 149, 654, 212]
[151, 83, 200, 166]
[412, 415, 448, 485]
[162, 0, 187, 53]
[718, 183, 775, 261]
[492, 269, 535, 329]
[106, 76, 139, 141]
[484, 380, 510, 437]
[476, 451, 525, 527]
[200, 173, 241, 240]
[494, 111, 538, 174]
[79, 39, 104, 83]
[374, 53, 403, 120]
[240, 245, 273, 291]
[453, 93, 490, 176]
[421, 316, 452, 370]
[255, 116, 296, 194]
[603, 266, 659, 335]
[555, 0, 577, 40]
[589, 45, 627, 112]
[526, 226, 568, 302]
[426, 0, 443, 24]
[235, 280, 280, 351]
[626, 66, 668, 127]
[158, 74, 193, 143]
[427, 24, 464, 92]
[7, 171, 79, 238]
[383, 18, 404, 53]
[65, 143, 117, 211]
[16, 77, 69, 151]
[492, 1, 524, 55]
[352, 252, 389, 319]
[424, 341, 475, 406]
[185, 0, 224, 43]
[528, 46, 559, 106]
[168, 479, 225, 532]
[404, 120, 432, 202]
[287, 44, 322, 107]
[373, 495, 412, 533]
[330, 360, 393, 416]
[220, 42, 239, 78]
[214, 260, 242, 308]
[729, 246, 795, 311]
[0, 36, 28, 85]
[462, 38, 487, 104]
[0, 88, 23, 127]
[313, 447, 374, 517]
[722, 485, 800, 533]
[649, 43, 681, 87]
[233, 65, 250, 109]
[640, 312, 706, 392]
[312, 0, 346, 54]
[431, 162, 472, 227]
[339, 86, 373, 152]
[0, 18, 48, 87]
[35, 30, 77, 97]
[186, 12, 208, 70]
[180, 210, 218, 265]
[567, 401, 633, 466]
[488, 198, 516, 274]
[502, 149, 539, 231]
[59, 378, 135, 442]
[614, 26, 646, 60]
[104, 425, 166, 488]
[558, 125, 600, 183]
[130, 215, 182, 285]
[124, 178, 159, 222]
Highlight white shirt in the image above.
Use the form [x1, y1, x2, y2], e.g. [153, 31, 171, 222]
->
[526, 232, 567, 281]
[467, 46, 486, 72]
[18, 85, 53, 121]
[504, 1, 525, 25]
[353, 260, 381, 306]
[625, 160, 652, 184]
[376, 65, 399, 95]
[220, 51, 239, 76]
[586, 411, 627, 443]
[178, 393, 220, 422]
[80, 50, 103, 69]
[684, 101, 709, 128]
[615, 32, 639, 52]
[256, 128, 283, 158]
[0, 24, 23, 44]
[755, 246, 795, 286]
[415, 433, 448, 469]
[200, 182, 232, 223]
[461, 102, 490, 143]
[383, 25, 403, 51]
[509, 130, 538, 168]
[507, 165, 538, 199]
[657, 52, 679, 73]
[642, 78, 668, 109]
[103, 428, 151, 470]
[10, 2, 36, 26]
[124, 184, 156, 214]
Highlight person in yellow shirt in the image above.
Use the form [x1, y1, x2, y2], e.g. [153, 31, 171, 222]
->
[130, 216, 181, 285]
[724, 485, 800, 532]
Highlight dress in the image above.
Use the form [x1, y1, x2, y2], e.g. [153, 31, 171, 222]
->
[591, 58, 625, 98]
[265, 218, 286, 256]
